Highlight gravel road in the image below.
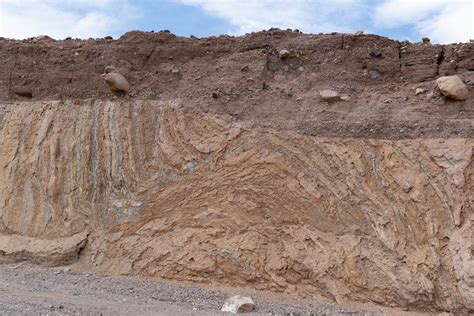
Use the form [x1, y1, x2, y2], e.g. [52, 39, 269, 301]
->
[0, 263, 382, 316]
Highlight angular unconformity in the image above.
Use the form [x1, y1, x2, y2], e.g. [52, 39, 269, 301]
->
[0, 100, 472, 313]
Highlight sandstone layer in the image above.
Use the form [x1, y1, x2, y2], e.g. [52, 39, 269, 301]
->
[0, 30, 473, 313]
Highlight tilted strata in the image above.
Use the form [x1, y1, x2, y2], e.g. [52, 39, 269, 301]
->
[0, 100, 472, 312]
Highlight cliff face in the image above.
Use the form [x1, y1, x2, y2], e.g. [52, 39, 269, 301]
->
[0, 30, 473, 313]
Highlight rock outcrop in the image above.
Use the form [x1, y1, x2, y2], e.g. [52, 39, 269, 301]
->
[0, 101, 472, 313]
[0, 30, 472, 314]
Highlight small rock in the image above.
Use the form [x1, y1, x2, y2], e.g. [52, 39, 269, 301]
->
[369, 49, 382, 58]
[31, 35, 54, 43]
[211, 91, 219, 98]
[422, 37, 430, 44]
[355, 30, 364, 36]
[241, 65, 249, 72]
[13, 87, 32, 98]
[278, 49, 291, 59]
[340, 95, 351, 101]
[436, 75, 469, 101]
[171, 69, 180, 74]
[221, 295, 255, 313]
[319, 89, 340, 102]
[368, 70, 383, 79]
[415, 88, 425, 95]
[104, 36, 113, 40]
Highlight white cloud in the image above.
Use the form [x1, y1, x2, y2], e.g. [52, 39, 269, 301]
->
[373, 0, 473, 43]
[0, 0, 142, 39]
[1, 0, 471, 43]
[180, 0, 368, 35]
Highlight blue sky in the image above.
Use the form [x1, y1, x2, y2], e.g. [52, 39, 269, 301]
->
[0, 0, 472, 44]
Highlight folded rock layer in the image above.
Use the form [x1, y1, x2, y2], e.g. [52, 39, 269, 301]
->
[0, 100, 472, 313]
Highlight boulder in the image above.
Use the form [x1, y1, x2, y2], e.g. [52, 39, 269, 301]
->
[436, 75, 469, 101]
[102, 66, 130, 93]
[221, 295, 255, 313]
[319, 89, 340, 102]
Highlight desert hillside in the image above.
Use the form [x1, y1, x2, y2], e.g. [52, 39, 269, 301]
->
[0, 30, 472, 314]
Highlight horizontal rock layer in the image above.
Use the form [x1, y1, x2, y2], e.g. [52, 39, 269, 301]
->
[0, 100, 472, 313]
[1, 31, 473, 101]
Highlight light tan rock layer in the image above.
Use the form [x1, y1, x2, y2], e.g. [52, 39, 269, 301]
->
[0, 100, 472, 313]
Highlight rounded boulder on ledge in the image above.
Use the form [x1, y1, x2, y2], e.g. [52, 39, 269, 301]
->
[436, 75, 469, 101]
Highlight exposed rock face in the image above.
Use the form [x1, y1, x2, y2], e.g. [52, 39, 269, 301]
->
[0, 100, 472, 313]
[0, 31, 472, 314]
[1, 30, 473, 101]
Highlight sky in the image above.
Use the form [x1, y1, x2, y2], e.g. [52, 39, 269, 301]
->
[0, 0, 472, 44]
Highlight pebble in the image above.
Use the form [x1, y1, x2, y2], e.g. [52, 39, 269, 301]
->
[368, 70, 383, 79]
[415, 88, 425, 95]
[278, 49, 291, 59]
